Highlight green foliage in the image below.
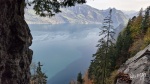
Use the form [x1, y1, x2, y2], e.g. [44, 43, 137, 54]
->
[129, 6, 150, 56]
[114, 6, 149, 67]
[130, 12, 143, 39]
[106, 70, 118, 84]
[30, 62, 47, 84]
[88, 9, 115, 84]
[108, 6, 150, 83]
[115, 20, 133, 67]
[77, 72, 84, 84]
[28, 0, 86, 17]
[143, 28, 150, 48]
[36, 62, 47, 84]
[89, 43, 110, 84]
[141, 6, 150, 33]
[88, 6, 150, 84]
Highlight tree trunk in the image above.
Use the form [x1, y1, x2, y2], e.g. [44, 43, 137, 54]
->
[0, 0, 33, 84]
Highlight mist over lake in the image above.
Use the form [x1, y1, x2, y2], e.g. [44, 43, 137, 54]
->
[29, 24, 101, 84]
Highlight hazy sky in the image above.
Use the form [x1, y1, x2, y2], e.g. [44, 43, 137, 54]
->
[86, 0, 150, 11]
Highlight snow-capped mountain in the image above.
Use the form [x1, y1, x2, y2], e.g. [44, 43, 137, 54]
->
[25, 4, 128, 26]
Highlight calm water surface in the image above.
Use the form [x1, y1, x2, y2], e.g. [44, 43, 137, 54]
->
[29, 24, 100, 84]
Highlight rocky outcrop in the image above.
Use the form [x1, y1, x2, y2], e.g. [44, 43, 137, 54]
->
[0, 0, 32, 84]
[116, 44, 150, 84]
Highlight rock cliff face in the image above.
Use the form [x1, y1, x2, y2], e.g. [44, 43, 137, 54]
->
[0, 0, 32, 84]
[116, 44, 150, 84]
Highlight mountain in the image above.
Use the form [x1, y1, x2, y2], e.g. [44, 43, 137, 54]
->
[113, 23, 126, 39]
[122, 10, 138, 18]
[25, 5, 128, 27]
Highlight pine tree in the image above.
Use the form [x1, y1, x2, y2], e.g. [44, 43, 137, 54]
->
[115, 19, 133, 67]
[77, 72, 84, 84]
[30, 62, 48, 84]
[88, 9, 115, 84]
[141, 6, 150, 33]
[101, 9, 115, 84]
[36, 62, 47, 84]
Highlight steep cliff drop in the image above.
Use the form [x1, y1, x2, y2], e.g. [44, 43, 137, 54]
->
[0, 0, 33, 84]
[116, 44, 150, 84]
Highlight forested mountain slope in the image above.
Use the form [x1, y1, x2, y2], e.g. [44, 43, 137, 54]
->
[87, 6, 150, 84]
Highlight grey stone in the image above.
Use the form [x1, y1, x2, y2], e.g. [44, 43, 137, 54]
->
[117, 44, 150, 84]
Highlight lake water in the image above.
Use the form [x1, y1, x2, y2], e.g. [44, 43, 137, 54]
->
[29, 24, 100, 84]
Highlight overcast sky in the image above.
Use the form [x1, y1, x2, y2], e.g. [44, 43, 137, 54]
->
[86, 0, 150, 11]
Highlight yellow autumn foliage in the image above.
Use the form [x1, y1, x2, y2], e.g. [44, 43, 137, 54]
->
[143, 28, 150, 47]
[130, 16, 143, 39]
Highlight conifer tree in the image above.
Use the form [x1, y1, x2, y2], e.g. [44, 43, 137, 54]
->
[115, 20, 133, 67]
[30, 62, 47, 84]
[141, 6, 150, 33]
[77, 72, 84, 84]
[129, 9, 143, 39]
[101, 9, 115, 84]
[36, 62, 47, 84]
[88, 9, 115, 84]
